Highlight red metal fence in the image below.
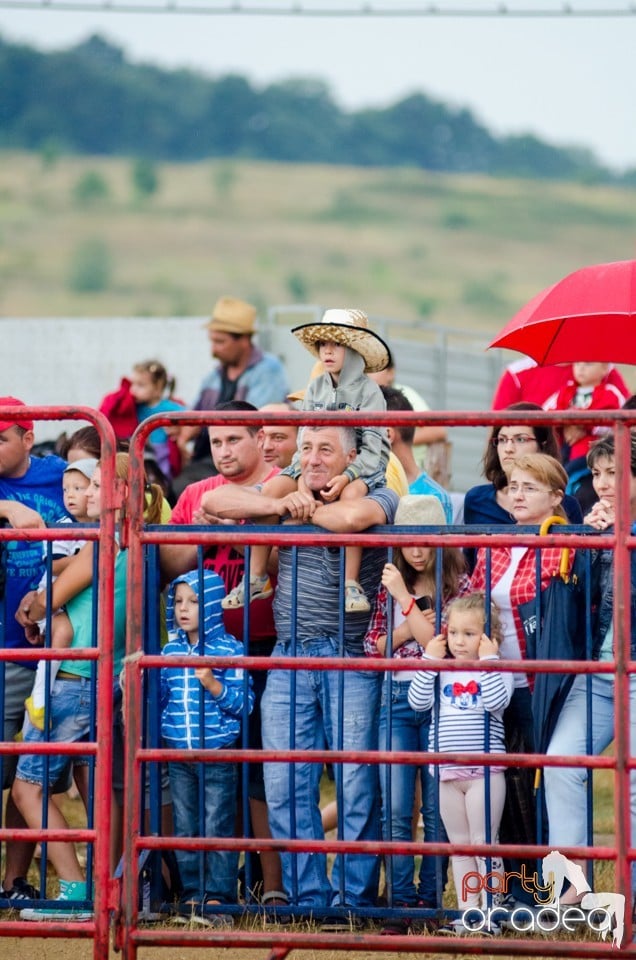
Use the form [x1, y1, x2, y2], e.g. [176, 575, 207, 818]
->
[1, 406, 635, 959]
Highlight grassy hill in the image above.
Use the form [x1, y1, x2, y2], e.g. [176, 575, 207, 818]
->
[1, 151, 636, 338]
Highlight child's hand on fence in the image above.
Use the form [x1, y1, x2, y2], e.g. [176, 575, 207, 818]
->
[381, 562, 408, 607]
[478, 633, 499, 658]
[425, 634, 447, 659]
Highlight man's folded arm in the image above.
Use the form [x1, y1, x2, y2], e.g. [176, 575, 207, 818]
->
[201, 483, 283, 522]
[311, 497, 389, 533]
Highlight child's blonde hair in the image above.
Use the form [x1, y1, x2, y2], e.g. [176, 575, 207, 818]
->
[445, 591, 503, 647]
[99, 452, 165, 525]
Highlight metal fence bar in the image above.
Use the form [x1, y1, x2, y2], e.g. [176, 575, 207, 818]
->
[118, 406, 636, 957]
[0, 405, 117, 960]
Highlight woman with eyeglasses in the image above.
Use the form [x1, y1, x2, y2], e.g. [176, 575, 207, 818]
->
[469, 452, 575, 907]
[463, 402, 582, 573]
[470, 452, 573, 748]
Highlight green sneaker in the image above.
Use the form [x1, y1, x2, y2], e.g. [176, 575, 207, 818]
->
[20, 879, 92, 922]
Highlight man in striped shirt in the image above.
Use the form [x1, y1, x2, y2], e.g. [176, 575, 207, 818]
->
[202, 424, 398, 914]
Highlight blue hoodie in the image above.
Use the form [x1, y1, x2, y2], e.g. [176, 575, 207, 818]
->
[160, 570, 254, 750]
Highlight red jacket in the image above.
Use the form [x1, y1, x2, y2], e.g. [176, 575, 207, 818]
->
[546, 378, 626, 460]
[98, 378, 138, 440]
[492, 358, 628, 410]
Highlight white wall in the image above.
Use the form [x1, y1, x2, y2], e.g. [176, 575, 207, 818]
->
[1, 312, 500, 491]
[1, 316, 301, 443]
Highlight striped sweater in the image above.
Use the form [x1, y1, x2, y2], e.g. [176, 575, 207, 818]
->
[408, 656, 513, 779]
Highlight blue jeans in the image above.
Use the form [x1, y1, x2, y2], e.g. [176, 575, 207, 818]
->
[545, 674, 636, 891]
[378, 679, 447, 906]
[16, 677, 92, 786]
[168, 758, 238, 903]
[261, 637, 381, 908]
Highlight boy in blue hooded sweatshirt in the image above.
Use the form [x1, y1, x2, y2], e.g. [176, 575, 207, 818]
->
[162, 569, 254, 915]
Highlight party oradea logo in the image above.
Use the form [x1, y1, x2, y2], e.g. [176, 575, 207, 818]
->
[462, 850, 625, 945]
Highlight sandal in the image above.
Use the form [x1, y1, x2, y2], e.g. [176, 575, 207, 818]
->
[261, 890, 289, 907]
[261, 890, 290, 924]
[221, 575, 273, 610]
[344, 580, 370, 613]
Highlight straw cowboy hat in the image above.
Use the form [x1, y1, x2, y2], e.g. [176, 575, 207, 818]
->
[291, 308, 391, 374]
[205, 296, 257, 336]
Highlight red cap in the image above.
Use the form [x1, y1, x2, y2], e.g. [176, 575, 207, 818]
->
[0, 396, 34, 433]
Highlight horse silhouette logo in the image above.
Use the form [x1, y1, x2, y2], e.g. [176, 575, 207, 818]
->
[542, 850, 625, 947]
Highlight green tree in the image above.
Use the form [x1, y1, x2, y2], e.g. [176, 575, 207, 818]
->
[68, 238, 112, 292]
[286, 272, 309, 302]
[131, 158, 159, 199]
[39, 138, 63, 169]
[73, 170, 110, 205]
[213, 162, 237, 204]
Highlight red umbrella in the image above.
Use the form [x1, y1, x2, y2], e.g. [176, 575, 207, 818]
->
[489, 259, 636, 364]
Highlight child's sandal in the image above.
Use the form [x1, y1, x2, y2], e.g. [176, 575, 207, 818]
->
[344, 580, 370, 613]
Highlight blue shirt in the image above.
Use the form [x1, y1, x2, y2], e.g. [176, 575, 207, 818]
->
[0, 455, 68, 651]
[137, 397, 184, 445]
[409, 471, 454, 523]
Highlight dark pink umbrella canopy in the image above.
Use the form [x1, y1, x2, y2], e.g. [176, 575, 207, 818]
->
[489, 259, 636, 364]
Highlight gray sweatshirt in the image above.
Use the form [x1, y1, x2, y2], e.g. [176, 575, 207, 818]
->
[288, 346, 389, 483]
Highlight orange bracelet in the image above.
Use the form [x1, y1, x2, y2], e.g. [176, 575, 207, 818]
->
[401, 597, 416, 617]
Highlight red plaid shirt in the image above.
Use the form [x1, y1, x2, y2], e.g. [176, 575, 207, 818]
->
[471, 545, 572, 660]
[364, 574, 472, 659]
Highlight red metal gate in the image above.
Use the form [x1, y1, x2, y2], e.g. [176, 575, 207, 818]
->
[2, 404, 635, 958]
[118, 408, 636, 959]
[0, 405, 118, 960]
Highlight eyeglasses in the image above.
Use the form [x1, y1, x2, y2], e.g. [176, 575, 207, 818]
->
[508, 483, 550, 496]
[492, 434, 537, 448]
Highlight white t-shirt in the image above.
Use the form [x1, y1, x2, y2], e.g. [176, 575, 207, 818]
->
[490, 546, 529, 689]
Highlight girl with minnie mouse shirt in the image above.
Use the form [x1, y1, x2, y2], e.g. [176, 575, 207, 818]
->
[408, 592, 513, 925]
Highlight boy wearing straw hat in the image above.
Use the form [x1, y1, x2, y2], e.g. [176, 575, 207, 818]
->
[222, 308, 391, 614]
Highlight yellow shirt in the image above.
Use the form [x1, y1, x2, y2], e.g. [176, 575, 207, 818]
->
[144, 491, 172, 523]
[386, 452, 409, 497]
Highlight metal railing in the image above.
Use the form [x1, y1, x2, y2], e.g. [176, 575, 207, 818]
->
[1, 404, 635, 958]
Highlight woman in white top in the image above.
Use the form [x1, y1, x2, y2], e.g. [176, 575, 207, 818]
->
[470, 453, 571, 754]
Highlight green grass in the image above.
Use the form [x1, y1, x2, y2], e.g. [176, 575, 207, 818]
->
[1, 151, 635, 328]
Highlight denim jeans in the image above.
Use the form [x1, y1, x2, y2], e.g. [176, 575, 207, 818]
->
[545, 674, 636, 892]
[378, 679, 447, 906]
[168, 758, 238, 903]
[261, 637, 381, 908]
[16, 677, 93, 787]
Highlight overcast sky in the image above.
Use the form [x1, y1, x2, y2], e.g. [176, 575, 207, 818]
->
[1, 2, 635, 169]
